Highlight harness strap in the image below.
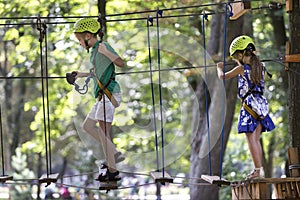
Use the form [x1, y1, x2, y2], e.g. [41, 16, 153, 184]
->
[241, 84, 262, 120]
[93, 68, 118, 107]
[242, 101, 259, 120]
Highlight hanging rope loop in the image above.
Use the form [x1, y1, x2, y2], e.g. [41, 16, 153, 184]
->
[98, 13, 105, 43]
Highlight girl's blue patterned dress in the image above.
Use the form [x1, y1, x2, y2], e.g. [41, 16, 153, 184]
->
[237, 64, 275, 133]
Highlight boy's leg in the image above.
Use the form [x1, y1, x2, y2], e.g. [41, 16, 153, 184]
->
[82, 117, 118, 158]
[98, 120, 117, 171]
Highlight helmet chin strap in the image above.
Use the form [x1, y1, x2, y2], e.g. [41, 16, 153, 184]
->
[84, 39, 90, 53]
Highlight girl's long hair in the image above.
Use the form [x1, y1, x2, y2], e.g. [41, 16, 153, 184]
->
[244, 45, 263, 85]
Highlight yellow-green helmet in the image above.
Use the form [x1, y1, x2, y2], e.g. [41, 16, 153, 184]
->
[229, 35, 255, 57]
[74, 18, 100, 34]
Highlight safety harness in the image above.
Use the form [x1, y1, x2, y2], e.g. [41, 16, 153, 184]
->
[92, 66, 118, 107]
[241, 84, 263, 120]
[91, 43, 119, 108]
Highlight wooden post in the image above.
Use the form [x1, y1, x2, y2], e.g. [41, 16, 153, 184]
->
[288, 147, 300, 177]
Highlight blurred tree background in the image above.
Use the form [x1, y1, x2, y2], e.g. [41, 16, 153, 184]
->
[0, 0, 290, 199]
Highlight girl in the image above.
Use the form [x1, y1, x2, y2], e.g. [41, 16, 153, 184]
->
[216, 35, 275, 180]
[72, 18, 125, 185]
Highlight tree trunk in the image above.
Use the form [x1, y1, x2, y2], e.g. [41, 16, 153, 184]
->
[288, 1, 300, 159]
[189, 12, 244, 199]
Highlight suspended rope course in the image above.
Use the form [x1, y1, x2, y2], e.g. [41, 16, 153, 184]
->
[0, 0, 294, 195]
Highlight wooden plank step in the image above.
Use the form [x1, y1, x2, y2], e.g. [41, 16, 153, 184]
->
[150, 171, 173, 183]
[0, 175, 13, 183]
[39, 173, 59, 185]
[201, 175, 230, 186]
[230, 0, 251, 20]
[99, 181, 118, 191]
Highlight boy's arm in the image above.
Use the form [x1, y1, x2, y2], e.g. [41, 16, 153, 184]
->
[74, 71, 90, 78]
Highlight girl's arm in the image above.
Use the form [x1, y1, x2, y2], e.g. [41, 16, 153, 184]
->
[217, 62, 244, 80]
[98, 43, 125, 68]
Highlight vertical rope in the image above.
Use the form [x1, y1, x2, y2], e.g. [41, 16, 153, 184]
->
[0, 105, 5, 176]
[219, 3, 232, 180]
[202, 13, 212, 176]
[98, 14, 109, 166]
[147, 16, 160, 171]
[37, 16, 50, 177]
[43, 21, 53, 175]
[156, 8, 165, 176]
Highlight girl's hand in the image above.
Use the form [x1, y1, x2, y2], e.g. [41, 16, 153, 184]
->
[217, 62, 224, 69]
[232, 58, 242, 66]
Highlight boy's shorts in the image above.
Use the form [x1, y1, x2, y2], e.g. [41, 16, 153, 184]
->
[87, 93, 121, 122]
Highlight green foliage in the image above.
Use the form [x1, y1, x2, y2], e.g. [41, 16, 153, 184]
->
[11, 148, 35, 199]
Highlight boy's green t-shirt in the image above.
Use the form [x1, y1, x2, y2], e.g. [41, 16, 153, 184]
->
[90, 41, 121, 98]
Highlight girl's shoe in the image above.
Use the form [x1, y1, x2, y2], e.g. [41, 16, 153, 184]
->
[246, 167, 265, 180]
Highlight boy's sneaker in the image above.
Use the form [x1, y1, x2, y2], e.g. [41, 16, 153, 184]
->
[96, 168, 121, 182]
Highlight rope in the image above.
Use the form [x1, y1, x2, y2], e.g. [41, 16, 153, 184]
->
[43, 19, 53, 175]
[36, 16, 51, 178]
[147, 15, 160, 172]
[0, 58, 294, 80]
[202, 12, 212, 176]
[155, 8, 166, 177]
[0, 0, 283, 24]
[0, 2, 284, 26]
[0, 105, 6, 176]
[219, 3, 232, 181]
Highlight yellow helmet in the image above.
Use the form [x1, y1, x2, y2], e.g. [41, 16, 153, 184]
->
[73, 18, 100, 34]
[229, 35, 255, 57]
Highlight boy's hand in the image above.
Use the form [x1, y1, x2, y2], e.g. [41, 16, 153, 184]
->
[66, 71, 77, 85]
[98, 43, 108, 54]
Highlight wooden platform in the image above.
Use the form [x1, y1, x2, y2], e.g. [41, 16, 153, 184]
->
[150, 171, 173, 183]
[231, 177, 300, 200]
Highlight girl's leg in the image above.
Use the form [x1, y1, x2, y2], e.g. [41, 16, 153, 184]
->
[245, 123, 264, 178]
[246, 123, 263, 168]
